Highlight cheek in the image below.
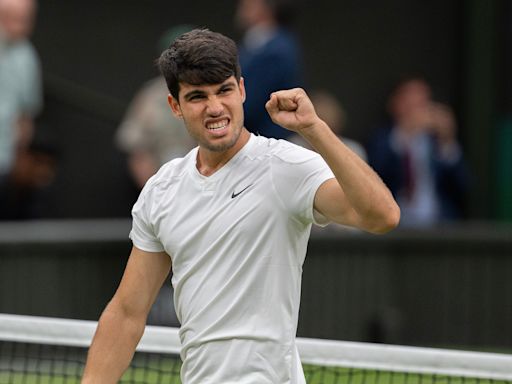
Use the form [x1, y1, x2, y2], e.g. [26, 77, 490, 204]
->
[181, 106, 201, 122]
[182, 111, 204, 133]
[235, 103, 245, 121]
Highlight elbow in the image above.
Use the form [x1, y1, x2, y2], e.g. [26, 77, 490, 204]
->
[369, 204, 401, 234]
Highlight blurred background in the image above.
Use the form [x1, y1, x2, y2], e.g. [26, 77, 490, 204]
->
[6, 0, 510, 220]
[1, 0, 511, 352]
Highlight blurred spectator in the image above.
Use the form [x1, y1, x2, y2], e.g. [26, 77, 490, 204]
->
[288, 89, 367, 161]
[235, 0, 303, 139]
[116, 25, 197, 190]
[116, 26, 196, 327]
[0, 125, 58, 220]
[367, 76, 470, 228]
[0, 0, 42, 178]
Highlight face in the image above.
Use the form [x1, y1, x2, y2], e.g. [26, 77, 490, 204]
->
[390, 80, 432, 132]
[235, 0, 270, 30]
[168, 76, 246, 154]
[0, 0, 35, 41]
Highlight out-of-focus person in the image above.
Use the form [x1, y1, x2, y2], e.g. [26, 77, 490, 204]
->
[235, 0, 303, 139]
[0, 126, 58, 220]
[0, 0, 42, 179]
[289, 89, 367, 162]
[115, 25, 197, 190]
[116, 26, 199, 328]
[367, 76, 470, 228]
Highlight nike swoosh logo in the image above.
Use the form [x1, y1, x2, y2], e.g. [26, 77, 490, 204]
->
[231, 184, 253, 199]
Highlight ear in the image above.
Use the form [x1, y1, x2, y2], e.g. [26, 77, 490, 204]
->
[168, 94, 182, 118]
[239, 77, 246, 103]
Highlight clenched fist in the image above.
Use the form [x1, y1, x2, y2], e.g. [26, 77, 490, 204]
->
[265, 88, 321, 134]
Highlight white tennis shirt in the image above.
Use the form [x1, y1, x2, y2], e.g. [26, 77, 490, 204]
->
[130, 134, 334, 383]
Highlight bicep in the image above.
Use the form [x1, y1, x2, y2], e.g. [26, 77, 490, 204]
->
[313, 178, 361, 228]
[113, 246, 172, 318]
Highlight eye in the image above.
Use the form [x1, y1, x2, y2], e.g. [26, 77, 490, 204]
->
[219, 86, 233, 94]
[188, 94, 205, 101]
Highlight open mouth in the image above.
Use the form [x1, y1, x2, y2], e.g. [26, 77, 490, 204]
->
[206, 119, 229, 131]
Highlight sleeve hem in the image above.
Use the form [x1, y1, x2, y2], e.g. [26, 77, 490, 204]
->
[130, 233, 165, 253]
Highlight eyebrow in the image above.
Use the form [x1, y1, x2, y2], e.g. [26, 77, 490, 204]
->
[182, 80, 238, 100]
[219, 80, 237, 89]
[183, 90, 206, 100]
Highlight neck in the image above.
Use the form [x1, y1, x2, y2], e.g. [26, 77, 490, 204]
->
[196, 129, 251, 176]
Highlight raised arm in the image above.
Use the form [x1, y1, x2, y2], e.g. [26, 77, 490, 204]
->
[81, 246, 172, 383]
[265, 88, 400, 234]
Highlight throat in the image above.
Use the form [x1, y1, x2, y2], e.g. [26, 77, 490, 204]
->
[195, 128, 251, 176]
[197, 164, 223, 177]
[196, 152, 231, 177]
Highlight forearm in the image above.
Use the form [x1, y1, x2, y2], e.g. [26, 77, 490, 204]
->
[82, 300, 146, 383]
[265, 88, 399, 232]
[300, 120, 399, 232]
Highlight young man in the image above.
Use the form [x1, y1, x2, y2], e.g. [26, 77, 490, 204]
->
[82, 29, 400, 384]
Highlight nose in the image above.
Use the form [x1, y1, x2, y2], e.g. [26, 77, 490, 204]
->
[206, 96, 223, 116]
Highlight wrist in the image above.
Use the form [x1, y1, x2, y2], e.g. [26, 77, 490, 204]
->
[297, 119, 330, 140]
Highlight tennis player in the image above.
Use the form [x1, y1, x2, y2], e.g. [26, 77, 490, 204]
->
[82, 29, 400, 384]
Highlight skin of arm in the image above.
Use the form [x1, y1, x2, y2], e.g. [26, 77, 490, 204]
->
[265, 88, 400, 234]
[16, 115, 35, 149]
[81, 246, 172, 384]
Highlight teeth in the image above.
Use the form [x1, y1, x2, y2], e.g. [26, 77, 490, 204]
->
[207, 120, 228, 130]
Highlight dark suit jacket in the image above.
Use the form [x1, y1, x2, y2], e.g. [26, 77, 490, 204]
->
[367, 126, 470, 221]
[239, 28, 303, 139]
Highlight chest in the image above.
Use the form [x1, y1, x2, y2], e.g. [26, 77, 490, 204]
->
[150, 163, 281, 263]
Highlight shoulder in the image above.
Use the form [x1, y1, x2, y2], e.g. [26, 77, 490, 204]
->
[265, 30, 300, 62]
[142, 77, 168, 94]
[248, 135, 319, 165]
[270, 28, 300, 49]
[132, 77, 168, 103]
[3, 41, 39, 71]
[142, 149, 195, 194]
[11, 40, 39, 62]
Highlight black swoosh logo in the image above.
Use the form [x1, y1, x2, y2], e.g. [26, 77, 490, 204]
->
[231, 184, 253, 199]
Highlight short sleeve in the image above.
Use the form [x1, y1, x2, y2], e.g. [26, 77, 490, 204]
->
[271, 143, 334, 226]
[129, 186, 165, 252]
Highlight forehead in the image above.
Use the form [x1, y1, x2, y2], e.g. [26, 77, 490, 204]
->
[0, 0, 34, 18]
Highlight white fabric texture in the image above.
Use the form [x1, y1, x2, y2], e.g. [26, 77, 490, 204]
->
[130, 134, 334, 383]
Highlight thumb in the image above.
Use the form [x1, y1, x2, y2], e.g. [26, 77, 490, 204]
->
[265, 93, 279, 115]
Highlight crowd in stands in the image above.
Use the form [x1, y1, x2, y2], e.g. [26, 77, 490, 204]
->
[0, 0, 471, 229]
